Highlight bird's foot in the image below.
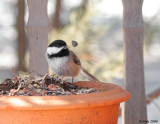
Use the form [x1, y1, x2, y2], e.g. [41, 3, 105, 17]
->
[71, 77, 74, 84]
[59, 75, 64, 84]
[70, 77, 75, 89]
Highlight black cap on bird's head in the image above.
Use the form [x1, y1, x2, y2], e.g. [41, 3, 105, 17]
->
[48, 40, 67, 48]
[47, 40, 69, 58]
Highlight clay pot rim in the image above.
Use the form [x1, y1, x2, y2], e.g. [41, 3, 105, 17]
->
[0, 81, 130, 110]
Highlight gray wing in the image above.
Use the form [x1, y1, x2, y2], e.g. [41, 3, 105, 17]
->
[69, 50, 81, 65]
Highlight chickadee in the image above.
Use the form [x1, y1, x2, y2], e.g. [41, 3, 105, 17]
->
[46, 40, 99, 82]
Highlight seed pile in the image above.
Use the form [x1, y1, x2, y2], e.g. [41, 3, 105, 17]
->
[0, 69, 98, 96]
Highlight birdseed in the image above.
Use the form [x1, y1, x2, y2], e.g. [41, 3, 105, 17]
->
[0, 69, 98, 96]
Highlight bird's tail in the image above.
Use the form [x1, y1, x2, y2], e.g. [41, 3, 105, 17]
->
[80, 67, 100, 82]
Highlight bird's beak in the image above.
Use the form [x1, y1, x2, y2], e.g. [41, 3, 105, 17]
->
[64, 46, 68, 49]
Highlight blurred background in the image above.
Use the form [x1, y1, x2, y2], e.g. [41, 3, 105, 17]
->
[0, 0, 159, 123]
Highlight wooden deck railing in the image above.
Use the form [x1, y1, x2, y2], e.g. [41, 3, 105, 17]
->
[26, 0, 50, 75]
[121, 0, 147, 123]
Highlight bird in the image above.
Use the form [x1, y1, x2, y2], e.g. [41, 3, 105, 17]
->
[46, 40, 99, 83]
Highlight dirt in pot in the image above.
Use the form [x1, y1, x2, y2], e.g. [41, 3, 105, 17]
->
[0, 69, 98, 96]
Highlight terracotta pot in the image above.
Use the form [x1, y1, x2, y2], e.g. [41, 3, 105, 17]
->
[0, 81, 130, 124]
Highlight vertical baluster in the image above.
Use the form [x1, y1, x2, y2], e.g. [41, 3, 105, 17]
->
[17, 0, 26, 71]
[121, 0, 147, 123]
[26, 0, 50, 74]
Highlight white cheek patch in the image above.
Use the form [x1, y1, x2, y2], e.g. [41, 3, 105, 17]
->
[47, 47, 63, 55]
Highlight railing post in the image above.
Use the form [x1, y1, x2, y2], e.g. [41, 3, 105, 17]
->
[121, 0, 147, 123]
[26, 0, 50, 74]
[17, 0, 26, 71]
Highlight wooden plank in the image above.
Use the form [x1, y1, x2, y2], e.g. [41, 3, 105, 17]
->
[26, 0, 50, 75]
[121, 0, 147, 123]
[53, 0, 61, 29]
[146, 88, 160, 104]
[17, 0, 26, 71]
